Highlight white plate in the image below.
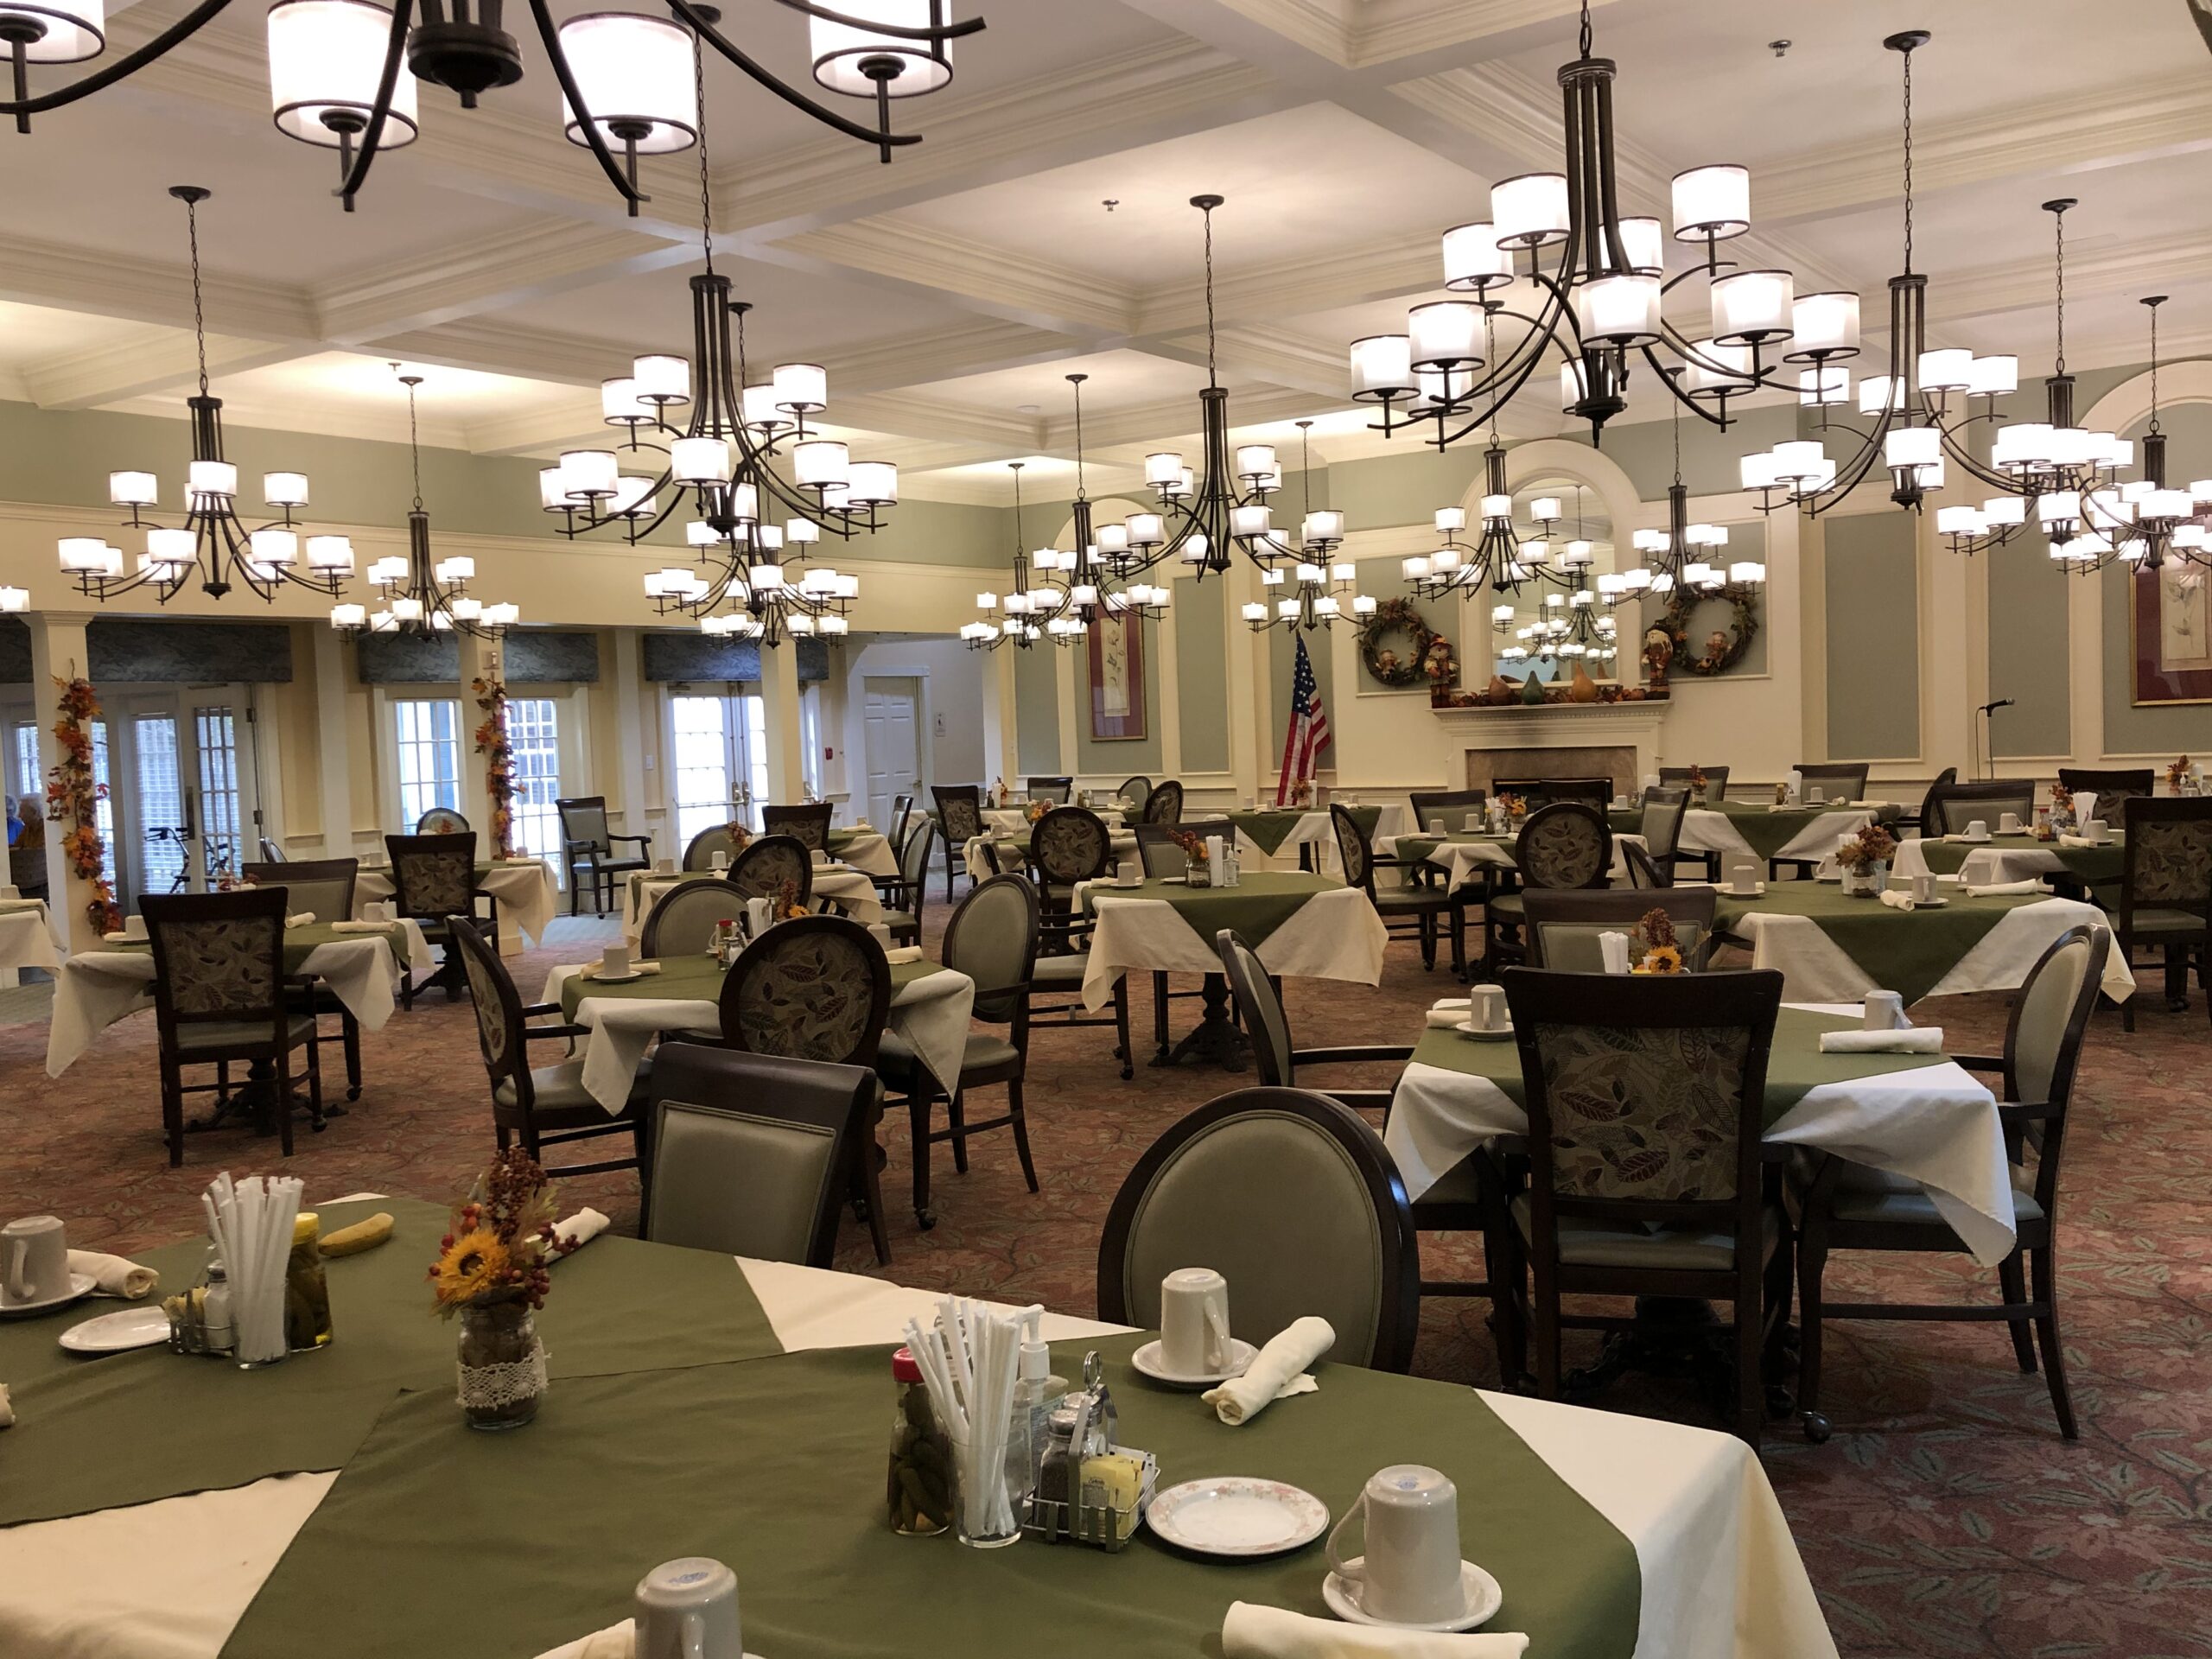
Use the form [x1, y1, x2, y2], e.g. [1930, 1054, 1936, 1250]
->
[583, 969, 645, 985]
[1131, 1337, 1259, 1389]
[60, 1303, 171, 1352]
[1147, 1477, 1329, 1559]
[1324, 1560, 1504, 1632]
[0, 1271, 97, 1319]
[1454, 1022, 1514, 1043]
[1723, 883, 1767, 898]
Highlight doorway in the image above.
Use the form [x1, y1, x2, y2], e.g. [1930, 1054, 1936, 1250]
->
[106, 686, 263, 907]
[861, 676, 924, 830]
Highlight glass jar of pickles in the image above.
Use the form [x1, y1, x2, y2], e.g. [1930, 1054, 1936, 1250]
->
[887, 1345, 950, 1536]
[284, 1212, 333, 1351]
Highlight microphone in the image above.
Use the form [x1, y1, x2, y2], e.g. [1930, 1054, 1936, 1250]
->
[1979, 697, 2014, 714]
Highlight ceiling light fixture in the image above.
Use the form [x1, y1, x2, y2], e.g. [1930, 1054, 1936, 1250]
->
[61, 186, 353, 606]
[964, 460, 1087, 648]
[1, 0, 982, 215]
[1240, 423, 1372, 632]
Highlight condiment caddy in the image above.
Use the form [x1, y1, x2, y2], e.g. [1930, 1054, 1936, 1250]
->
[1023, 1351, 1158, 1551]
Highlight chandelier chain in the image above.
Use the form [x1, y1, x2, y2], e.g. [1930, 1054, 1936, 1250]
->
[1578, 0, 1592, 59]
[694, 26, 715, 277]
[1072, 377, 1088, 499]
[183, 194, 208, 395]
[2052, 208, 2067, 376]
[2148, 301, 2161, 434]
[405, 378, 423, 510]
[1899, 41, 1915, 276]
[1202, 202, 1217, 388]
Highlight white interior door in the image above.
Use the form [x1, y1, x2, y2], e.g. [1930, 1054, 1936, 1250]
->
[861, 677, 923, 830]
[111, 686, 260, 904]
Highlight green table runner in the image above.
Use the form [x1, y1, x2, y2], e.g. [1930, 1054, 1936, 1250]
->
[225, 1335, 1638, 1659]
[1227, 804, 1379, 855]
[1410, 1006, 1953, 1128]
[0, 1197, 780, 1529]
[1913, 833, 2124, 886]
[559, 955, 946, 1023]
[1697, 801, 1863, 862]
[105, 921, 406, 976]
[1082, 872, 1340, 950]
[626, 868, 720, 912]
[827, 827, 870, 854]
[1716, 881, 2040, 1005]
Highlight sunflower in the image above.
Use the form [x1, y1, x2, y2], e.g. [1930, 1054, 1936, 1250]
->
[432, 1228, 513, 1309]
[1637, 944, 1685, 976]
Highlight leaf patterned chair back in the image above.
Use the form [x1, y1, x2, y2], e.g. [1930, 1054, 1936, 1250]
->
[2119, 798, 2212, 1033]
[414, 806, 469, 836]
[1143, 779, 1184, 824]
[1514, 801, 1612, 890]
[931, 785, 983, 846]
[717, 914, 892, 1067]
[242, 857, 358, 927]
[448, 909, 529, 1100]
[384, 832, 479, 922]
[1330, 803, 1376, 894]
[639, 878, 749, 957]
[761, 803, 834, 850]
[1025, 776, 1073, 804]
[2059, 767, 2155, 830]
[142, 887, 288, 1033]
[1029, 804, 1111, 893]
[728, 835, 814, 906]
[683, 822, 750, 872]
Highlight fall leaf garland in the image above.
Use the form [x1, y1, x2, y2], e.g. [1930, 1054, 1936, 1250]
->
[471, 673, 518, 861]
[44, 676, 121, 934]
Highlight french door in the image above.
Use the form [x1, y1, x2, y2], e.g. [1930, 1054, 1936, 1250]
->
[107, 687, 262, 907]
[504, 693, 566, 864]
[668, 689, 767, 846]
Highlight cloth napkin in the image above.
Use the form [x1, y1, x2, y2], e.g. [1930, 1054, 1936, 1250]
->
[0, 1382, 13, 1429]
[1424, 997, 1471, 1029]
[582, 961, 662, 982]
[531, 1620, 633, 1659]
[101, 931, 144, 944]
[285, 912, 315, 929]
[1224, 1603, 1528, 1658]
[1878, 888, 1918, 912]
[2058, 834, 2108, 849]
[1962, 879, 2046, 898]
[1202, 1315, 1333, 1426]
[67, 1249, 157, 1300]
[551, 1208, 612, 1253]
[847, 821, 873, 833]
[883, 944, 924, 965]
[329, 918, 394, 934]
[1819, 1027, 1944, 1054]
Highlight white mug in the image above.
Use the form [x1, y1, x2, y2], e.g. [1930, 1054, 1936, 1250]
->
[123, 913, 148, 940]
[1427, 817, 1447, 835]
[655, 856, 677, 874]
[1966, 818, 1990, 841]
[1469, 982, 1506, 1032]
[1912, 873, 1938, 903]
[710, 849, 730, 872]
[3, 1214, 68, 1306]
[1327, 1465, 1465, 1626]
[601, 944, 631, 979]
[1863, 990, 1906, 1032]
[1807, 785, 1826, 804]
[1999, 811, 2023, 835]
[1158, 1267, 1232, 1376]
[634, 1558, 741, 1659]
[867, 921, 893, 950]
[2085, 817, 2109, 844]
[1117, 861, 1143, 887]
[1727, 859, 1761, 894]
[1462, 814, 1482, 834]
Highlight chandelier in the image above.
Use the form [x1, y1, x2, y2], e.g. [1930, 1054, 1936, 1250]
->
[1601, 407, 1765, 606]
[1497, 588, 1618, 672]
[60, 186, 354, 606]
[964, 461, 1085, 649]
[0, 0, 982, 215]
[1240, 423, 1371, 632]
[1344, 0, 1821, 448]
[331, 369, 518, 637]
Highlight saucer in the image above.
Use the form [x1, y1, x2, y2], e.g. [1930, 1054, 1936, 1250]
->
[1723, 882, 1767, 898]
[60, 1303, 171, 1353]
[1147, 1478, 1328, 1558]
[584, 968, 645, 985]
[1131, 1337, 1259, 1389]
[1323, 1559, 1503, 1632]
[0, 1271, 97, 1319]
[1454, 1021, 1514, 1043]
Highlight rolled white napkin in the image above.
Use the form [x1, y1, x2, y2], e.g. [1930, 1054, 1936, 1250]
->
[1201, 1315, 1333, 1426]
[1962, 879, 2046, 898]
[1224, 1604, 1528, 1659]
[1598, 931, 1632, 974]
[1878, 888, 1916, 912]
[0, 1382, 12, 1428]
[1425, 996, 1471, 1029]
[531, 1620, 633, 1659]
[2057, 834, 2104, 849]
[1819, 1027, 1944, 1054]
[286, 912, 315, 929]
[67, 1249, 157, 1300]
[550, 1208, 611, 1253]
[847, 821, 873, 833]
[328, 918, 393, 933]
[883, 944, 925, 965]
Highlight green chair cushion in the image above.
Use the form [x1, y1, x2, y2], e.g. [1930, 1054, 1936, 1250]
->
[2125, 907, 2208, 940]
[1487, 891, 1523, 920]
[1826, 1160, 2046, 1228]
[1512, 1193, 1779, 1271]
[175, 1014, 317, 1056]
[877, 1030, 1020, 1080]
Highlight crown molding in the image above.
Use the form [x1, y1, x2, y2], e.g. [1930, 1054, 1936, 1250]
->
[1135, 232, 1438, 338]
[20, 330, 308, 410]
[0, 234, 319, 340]
[1351, 0, 1592, 70]
[770, 219, 1137, 338]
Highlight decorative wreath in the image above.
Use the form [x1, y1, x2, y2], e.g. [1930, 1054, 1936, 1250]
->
[1358, 597, 1436, 689]
[1658, 583, 1761, 677]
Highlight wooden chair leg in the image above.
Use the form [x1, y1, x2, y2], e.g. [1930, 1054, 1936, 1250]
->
[857, 1138, 892, 1265]
[1153, 972, 1170, 1052]
[1797, 1230, 1829, 1440]
[947, 1088, 969, 1174]
[907, 1089, 936, 1228]
[1007, 1077, 1039, 1193]
[272, 1049, 296, 1158]
[2031, 1245, 2077, 1440]
[1998, 1253, 2037, 1373]
[341, 1010, 362, 1102]
[1113, 977, 1134, 1081]
[162, 1056, 185, 1167]
[569, 866, 582, 916]
[1419, 911, 1437, 970]
[1735, 1287, 1765, 1447]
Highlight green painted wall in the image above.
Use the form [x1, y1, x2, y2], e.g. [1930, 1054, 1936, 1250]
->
[1011, 645, 1060, 777]
[1173, 570, 1230, 773]
[1986, 530, 2071, 758]
[1825, 511, 1922, 760]
[1076, 615, 1163, 778]
[2101, 400, 2212, 756]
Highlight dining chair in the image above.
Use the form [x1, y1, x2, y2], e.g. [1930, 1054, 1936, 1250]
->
[2059, 767, 2154, 830]
[244, 857, 365, 1103]
[1620, 842, 1669, 889]
[257, 837, 286, 864]
[1923, 777, 2038, 840]
[1024, 776, 1073, 804]
[1116, 776, 1154, 819]
[1333, 802, 1464, 975]
[644, 1045, 883, 1268]
[887, 792, 915, 855]
[143, 888, 322, 1166]
[414, 806, 469, 835]
[448, 919, 648, 1180]
[876, 817, 938, 948]
[1638, 785, 1693, 882]
[727, 834, 814, 908]
[1097, 1086, 1421, 1373]
[761, 802, 835, 850]
[1895, 766, 1956, 837]
[1402, 787, 1493, 887]
[2117, 797, 2211, 1032]
[1499, 965, 1791, 1445]
[1792, 762, 1869, 804]
[683, 822, 749, 872]
[639, 877, 747, 957]
[1519, 886, 1719, 971]
[556, 795, 652, 917]
[1132, 819, 1231, 878]
[930, 784, 984, 900]
[383, 831, 493, 1007]
[1027, 804, 1112, 915]
[1143, 779, 1185, 824]
[719, 913, 892, 1067]
[1796, 925, 2110, 1442]
[879, 873, 1040, 1230]
[1657, 765, 1731, 805]
[1483, 802, 1613, 973]
[1027, 857, 1135, 1082]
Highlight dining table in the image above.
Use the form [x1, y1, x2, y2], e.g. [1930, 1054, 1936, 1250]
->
[621, 863, 886, 938]
[43, 919, 432, 1078]
[1890, 830, 2125, 893]
[353, 855, 559, 948]
[1381, 825, 1648, 888]
[542, 950, 976, 1109]
[965, 806, 1139, 883]
[1387, 1001, 2019, 1267]
[0, 1192, 1836, 1659]
[824, 826, 897, 880]
[1607, 800, 1888, 870]
[1224, 801, 1411, 874]
[0, 894, 66, 980]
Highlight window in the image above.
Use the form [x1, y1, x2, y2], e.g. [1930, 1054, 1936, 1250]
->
[91, 720, 115, 891]
[10, 721, 38, 804]
[134, 715, 187, 895]
[393, 698, 462, 829]
[194, 705, 242, 883]
[799, 685, 824, 801]
[506, 696, 563, 863]
[668, 690, 766, 847]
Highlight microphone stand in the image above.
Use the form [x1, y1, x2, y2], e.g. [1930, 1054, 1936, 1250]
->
[1975, 698, 2014, 781]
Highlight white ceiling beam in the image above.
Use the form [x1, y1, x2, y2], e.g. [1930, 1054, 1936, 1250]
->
[765, 220, 1136, 339]
[19, 329, 310, 409]
[0, 234, 319, 341]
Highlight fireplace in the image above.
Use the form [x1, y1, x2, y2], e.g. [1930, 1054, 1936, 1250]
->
[1465, 746, 1638, 798]
[1429, 702, 1670, 796]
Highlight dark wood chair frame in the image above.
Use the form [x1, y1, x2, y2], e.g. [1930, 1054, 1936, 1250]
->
[1483, 801, 1613, 975]
[1922, 777, 2038, 841]
[2117, 797, 2212, 1031]
[1024, 776, 1074, 804]
[243, 857, 365, 1103]
[931, 784, 985, 901]
[384, 831, 496, 1007]
[760, 802, 836, 850]
[1128, 819, 1239, 1058]
[1333, 802, 1465, 976]
[874, 817, 938, 948]
[1142, 779, 1185, 824]
[556, 795, 651, 916]
[1519, 884, 1719, 970]
[2058, 767, 2154, 831]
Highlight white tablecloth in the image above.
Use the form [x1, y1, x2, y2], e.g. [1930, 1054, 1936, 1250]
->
[1386, 1002, 2018, 1267]
[982, 805, 1126, 836]
[0, 1233, 1835, 1659]
[1377, 830, 1646, 888]
[1890, 838, 2092, 888]
[963, 830, 1140, 883]
[354, 857, 558, 948]
[1070, 880, 1387, 1011]
[44, 924, 430, 1077]
[1721, 892, 2134, 1005]
[1685, 805, 1875, 867]
[541, 958, 976, 1105]
[622, 867, 884, 938]
[1237, 802, 1414, 874]
[831, 831, 897, 880]
[0, 899, 65, 974]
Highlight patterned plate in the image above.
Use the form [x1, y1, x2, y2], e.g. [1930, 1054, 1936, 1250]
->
[1147, 1477, 1330, 1559]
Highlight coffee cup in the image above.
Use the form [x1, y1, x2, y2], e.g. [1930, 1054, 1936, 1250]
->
[655, 856, 677, 874]
[1966, 818, 1989, 841]
[1469, 982, 1506, 1033]
[1863, 989, 1906, 1031]
[634, 1557, 741, 1659]
[123, 913, 148, 940]
[3, 1214, 69, 1306]
[1726, 858, 1761, 894]
[1327, 1465, 1465, 1626]
[1426, 817, 1447, 835]
[1912, 873, 1937, 903]
[2085, 817, 2108, 844]
[1462, 814, 1482, 834]
[867, 921, 893, 950]
[709, 849, 730, 872]
[601, 944, 631, 979]
[1117, 861, 1143, 887]
[1999, 811, 2023, 835]
[1807, 785, 1825, 804]
[1158, 1267, 1232, 1376]
[364, 900, 394, 924]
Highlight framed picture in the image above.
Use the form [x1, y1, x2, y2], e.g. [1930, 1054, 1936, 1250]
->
[1087, 608, 1147, 741]
[2131, 559, 2212, 706]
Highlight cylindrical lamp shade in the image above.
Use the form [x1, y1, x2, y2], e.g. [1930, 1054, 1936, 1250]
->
[1967, 355, 2018, 397]
[538, 467, 572, 512]
[1349, 334, 1414, 401]
[1917, 347, 1973, 392]
[559, 448, 620, 499]
[774, 362, 828, 412]
[1126, 512, 1165, 546]
[188, 460, 238, 498]
[1573, 272, 1662, 346]
[262, 471, 309, 506]
[59, 537, 111, 572]
[1234, 443, 1276, 480]
[250, 529, 299, 565]
[810, 0, 952, 99]
[1441, 222, 1511, 289]
[330, 603, 367, 629]
[306, 535, 354, 572]
[1613, 215, 1664, 273]
[1788, 291, 1859, 360]
[1408, 301, 1483, 368]
[1710, 269, 1792, 345]
[631, 353, 690, 404]
[671, 436, 731, 485]
[846, 461, 898, 505]
[1144, 451, 1185, 486]
[1671, 164, 1750, 240]
[609, 476, 657, 518]
[741, 384, 787, 430]
[1230, 504, 1271, 539]
[268, 0, 419, 148]
[109, 469, 156, 506]
[724, 481, 760, 524]
[1303, 510, 1344, 545]
[794, 440, 850, 488]
[2, 0, 102, 60]
[1797, 366, 1849, 406]
[1491, 173, 1569, 247]
[1885, 425, 1941, 469]
[601, 378, 650, 424]
[558, 13, 697, 154]
[1681, 339, 1752, 397]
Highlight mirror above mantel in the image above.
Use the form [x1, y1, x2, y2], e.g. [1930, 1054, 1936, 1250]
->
[1489, 476, 1623, 687]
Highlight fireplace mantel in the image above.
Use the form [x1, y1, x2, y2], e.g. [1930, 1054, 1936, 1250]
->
[1432, 700, 1670, 793]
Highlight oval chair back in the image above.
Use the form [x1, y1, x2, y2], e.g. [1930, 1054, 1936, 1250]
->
[415, 806, 469, 835]
[448, 909, 531, 1104]
[888, 793, 916, 855]
[257, 837, 286, 863]
[943, 873, 1039, 1026]
[640, 878, 748, 957]
[728, 834, 813, 906]
[683, 822, 749, 872]
[241, 857, 358, 926]
[1143, 779, 1184, 824]
[1096, 1086, 1420, 1372]
[1513, 801, 1611, 890]
[718, 913, 892, 1067]
[1029, 804, 1111, 893]
[1329, 803, 1376, 895]
[1619, 842, 1670, 889]
[1520, 886, 1719, 971]
[1117, 776, 1153, 818]
[1910, 766, 1957, 830]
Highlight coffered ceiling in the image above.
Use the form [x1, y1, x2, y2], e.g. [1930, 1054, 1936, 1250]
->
[2, 0, 2208, 507]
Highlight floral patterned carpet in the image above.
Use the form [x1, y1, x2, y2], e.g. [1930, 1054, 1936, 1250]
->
[2, 900, 2207, 1659]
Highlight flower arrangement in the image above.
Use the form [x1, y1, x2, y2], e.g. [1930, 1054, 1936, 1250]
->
[1284, 777, 1313, 807]
[2167, 754, 2192, 789]
[1630, 907, 1684, 975]
[1497, 791, 1528, 821]
[43, 676, 120, 935]
[1834, 823, 1898, 875]
[429, 1150, 574, 1319]
[774, 875, 810, 921]
[1171, 829, 1210, 865]
[471, 674, 518, 860]
[1024, 797, 1054, 825]
[1688, 765, 1707, 791]
[2049, 783, 2073, 817]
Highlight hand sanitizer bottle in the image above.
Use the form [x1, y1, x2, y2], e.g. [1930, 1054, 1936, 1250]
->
[1006, 1306, 1067, 1503]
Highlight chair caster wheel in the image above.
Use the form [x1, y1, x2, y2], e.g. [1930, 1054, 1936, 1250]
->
[1120, 1064, 1134, 1080]
[914, 1209, 937, 1231]
[346, 1087, 362, 1103]
[1801, 1411, 1832, 1445]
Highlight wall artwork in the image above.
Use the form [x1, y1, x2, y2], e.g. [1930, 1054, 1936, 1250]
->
[2132, 560, 2212, 706]
[1087, 608, 1147, 741]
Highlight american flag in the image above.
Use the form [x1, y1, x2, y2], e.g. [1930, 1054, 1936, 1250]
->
[1275, 634, 1332, 804]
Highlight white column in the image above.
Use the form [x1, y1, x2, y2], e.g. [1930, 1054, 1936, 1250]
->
[1224, 561, 1268, 800]
[609, 628, 650, 838]
[27, 611, 102, 953]
[310, 626, 356, 861]
[760, 639, 805, 803]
